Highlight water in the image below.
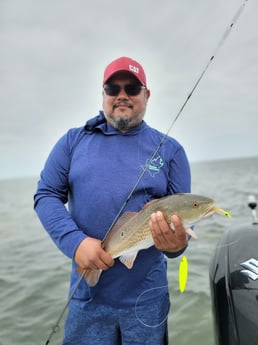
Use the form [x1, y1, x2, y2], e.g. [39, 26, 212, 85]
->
[1, 156, 258, 345]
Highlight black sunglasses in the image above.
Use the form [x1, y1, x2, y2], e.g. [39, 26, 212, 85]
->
[103, 83, 146, 96]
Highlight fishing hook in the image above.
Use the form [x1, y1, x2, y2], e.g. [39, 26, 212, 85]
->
[44, 1, 249, 343]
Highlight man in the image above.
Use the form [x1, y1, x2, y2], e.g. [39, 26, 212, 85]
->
[34, 56, 191, 344]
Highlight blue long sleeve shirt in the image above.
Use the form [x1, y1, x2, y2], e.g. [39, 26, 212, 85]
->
[34, 111, 191, 308]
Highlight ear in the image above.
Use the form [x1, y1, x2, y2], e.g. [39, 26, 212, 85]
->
[145, 88, 151, 101]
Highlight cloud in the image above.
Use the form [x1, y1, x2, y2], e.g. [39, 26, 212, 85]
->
[1, 0, 258, 178]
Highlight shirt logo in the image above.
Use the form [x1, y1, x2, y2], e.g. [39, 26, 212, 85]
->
[240, 258, 258, 281]
[141, 155, 164, 177]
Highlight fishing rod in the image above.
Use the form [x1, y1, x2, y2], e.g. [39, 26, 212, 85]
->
[45, 273, 85, 345]
[45, 1, 248, 343]
[104, 1, 249, 243]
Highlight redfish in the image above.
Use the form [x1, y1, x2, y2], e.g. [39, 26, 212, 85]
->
[77, 193, 231, 286]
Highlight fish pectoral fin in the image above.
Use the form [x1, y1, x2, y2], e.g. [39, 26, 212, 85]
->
[186, 228, 198, 239]
[76, 267, 103, 287]
[119, 253, 138, 269]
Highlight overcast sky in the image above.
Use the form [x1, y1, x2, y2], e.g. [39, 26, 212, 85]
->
[1, 0, 258, 179]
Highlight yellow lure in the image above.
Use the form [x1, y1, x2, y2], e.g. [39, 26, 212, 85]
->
[224, 211, 231, 218]
[179, 256, 188, 293]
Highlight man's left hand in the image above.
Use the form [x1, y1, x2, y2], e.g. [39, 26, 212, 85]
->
[149, 212, 188, 252]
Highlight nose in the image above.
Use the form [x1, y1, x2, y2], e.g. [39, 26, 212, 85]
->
[117, 86, 129, 99]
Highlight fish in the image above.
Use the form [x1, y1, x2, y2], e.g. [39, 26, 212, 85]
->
[77, 193, 231, 286]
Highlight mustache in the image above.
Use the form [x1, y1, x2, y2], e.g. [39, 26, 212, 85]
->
[113, 102, 133, 109]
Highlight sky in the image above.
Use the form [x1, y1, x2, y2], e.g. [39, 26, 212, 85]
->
[1, 0, 258, 179]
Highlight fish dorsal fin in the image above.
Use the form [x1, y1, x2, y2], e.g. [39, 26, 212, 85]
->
[142, 199, 160, 210]
[102, 212, 138, 245]
[119, 252, 138, 269]
[103, 212, 138, 246]
[111, 212, 138, 231]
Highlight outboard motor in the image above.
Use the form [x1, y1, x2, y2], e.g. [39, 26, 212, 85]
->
[209, 195, 258, 345]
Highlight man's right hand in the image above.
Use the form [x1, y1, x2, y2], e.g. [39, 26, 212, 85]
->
[74, 237, 114, 271]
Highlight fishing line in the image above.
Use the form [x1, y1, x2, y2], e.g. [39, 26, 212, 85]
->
[44, 1, 248, 343]
[134, 285, 170, 328]
[45, 272, 85, 345]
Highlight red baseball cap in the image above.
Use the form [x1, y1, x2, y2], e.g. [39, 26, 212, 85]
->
[103, 56, 147, 86]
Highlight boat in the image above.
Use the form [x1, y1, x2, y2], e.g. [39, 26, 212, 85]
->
[209, 195, 258, 344]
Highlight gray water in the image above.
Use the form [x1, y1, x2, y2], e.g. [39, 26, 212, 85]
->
[1, 156, 258, 345]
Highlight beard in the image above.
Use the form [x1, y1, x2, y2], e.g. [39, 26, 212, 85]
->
[103, 98, 148, 132]
[109, 115, 143, 131]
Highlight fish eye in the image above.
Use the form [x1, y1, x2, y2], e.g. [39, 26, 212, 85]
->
[192, 202, 199, 208]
